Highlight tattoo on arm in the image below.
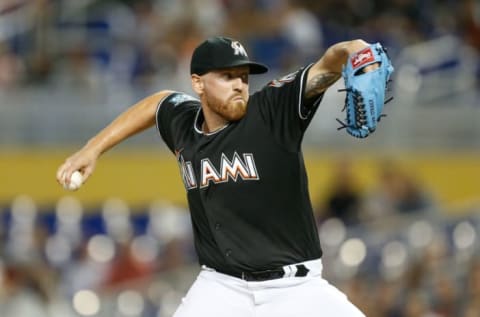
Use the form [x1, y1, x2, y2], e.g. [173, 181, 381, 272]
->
[305, 72, 341, 99]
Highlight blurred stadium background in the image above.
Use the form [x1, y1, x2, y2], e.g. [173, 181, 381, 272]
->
[1, 0, 479, 316]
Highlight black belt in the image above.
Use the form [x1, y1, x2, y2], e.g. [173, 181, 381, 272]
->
[223, 264, 310, 282]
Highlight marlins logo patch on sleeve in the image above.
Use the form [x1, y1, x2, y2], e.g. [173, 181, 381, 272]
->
[268, 71, 299, 88]
[170, 93, 199, 107]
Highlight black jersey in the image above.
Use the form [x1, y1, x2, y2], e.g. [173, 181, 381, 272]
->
[156, 64, 324, 275]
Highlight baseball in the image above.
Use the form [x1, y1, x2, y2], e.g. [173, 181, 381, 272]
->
[64, 171, 83, 191]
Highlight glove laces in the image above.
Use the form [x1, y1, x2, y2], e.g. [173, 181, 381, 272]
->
[336, 80, 394, 131]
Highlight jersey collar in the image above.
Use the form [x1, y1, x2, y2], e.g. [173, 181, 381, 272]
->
[194, 108, 230, 136]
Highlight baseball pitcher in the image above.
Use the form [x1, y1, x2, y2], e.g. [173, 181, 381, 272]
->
[57, 36, 393, 317]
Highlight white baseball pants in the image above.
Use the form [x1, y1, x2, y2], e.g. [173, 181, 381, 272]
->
[173, 259, 365, 317]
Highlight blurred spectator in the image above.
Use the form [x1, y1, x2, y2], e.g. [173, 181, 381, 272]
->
[460, 0, 480, 52]
[0, 263, 51, 317]
[279, 0, 324, 64]
[463, 259, 480, 315]
[101, 240, 155, 289]
[459, 0, 480, 85]
[0, 43, 24, 88]
[60, 241, 109, 297]
[23, 0, 55, 84]
[317, 158, 362, 225]
[341, 276, 373, 315]
[369, 280, 402, 317]
[362, 160, 434, 222]
[52, 43, 104, 89]
[402, 290, 439, 317]
[158, 238, 189, 272]
[463, 302, 480, 317]
[430, 275, 460, 317]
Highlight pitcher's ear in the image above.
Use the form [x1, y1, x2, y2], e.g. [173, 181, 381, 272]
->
[191, 75, 204, 94]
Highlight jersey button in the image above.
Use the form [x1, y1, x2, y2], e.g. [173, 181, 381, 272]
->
[225, 249, 232, 257]
[215, 223, 221, 230]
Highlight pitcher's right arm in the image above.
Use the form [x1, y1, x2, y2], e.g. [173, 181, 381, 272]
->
[56, 90, 174, 188]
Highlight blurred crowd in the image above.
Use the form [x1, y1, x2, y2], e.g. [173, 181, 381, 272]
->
[316, 158, 436, 226]
[315, 158, 480, 316]
[0, 0, 479, 93]
[0, 158, 479, 317]
[0, 198, 197, 317]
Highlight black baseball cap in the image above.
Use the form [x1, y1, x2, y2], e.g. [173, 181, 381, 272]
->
[190, 36, 268, 75]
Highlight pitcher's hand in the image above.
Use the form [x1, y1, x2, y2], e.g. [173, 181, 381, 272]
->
[56, 147, 99, 188]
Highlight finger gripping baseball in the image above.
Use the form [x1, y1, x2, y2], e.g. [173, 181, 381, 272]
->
[338, 43, 394, 138]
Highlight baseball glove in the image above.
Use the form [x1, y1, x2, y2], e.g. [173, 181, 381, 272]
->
[337, 43, 394, 138]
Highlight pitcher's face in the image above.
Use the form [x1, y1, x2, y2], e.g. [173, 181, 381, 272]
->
[195, 66, 250, 122]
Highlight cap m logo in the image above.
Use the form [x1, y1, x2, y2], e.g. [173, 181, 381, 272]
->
[231, 41, 248, 57]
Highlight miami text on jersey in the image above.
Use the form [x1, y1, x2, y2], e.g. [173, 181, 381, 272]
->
[177, 151, 260, 190]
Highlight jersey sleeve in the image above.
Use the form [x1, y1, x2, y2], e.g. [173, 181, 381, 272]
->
[253, 64, 325, 151]
[155, 92, 200, 153]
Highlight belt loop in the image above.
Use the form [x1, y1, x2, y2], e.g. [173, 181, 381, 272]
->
[294, 264, 309, 277]
[290, 264, 297, 277]
[283, 264, 297, 278]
